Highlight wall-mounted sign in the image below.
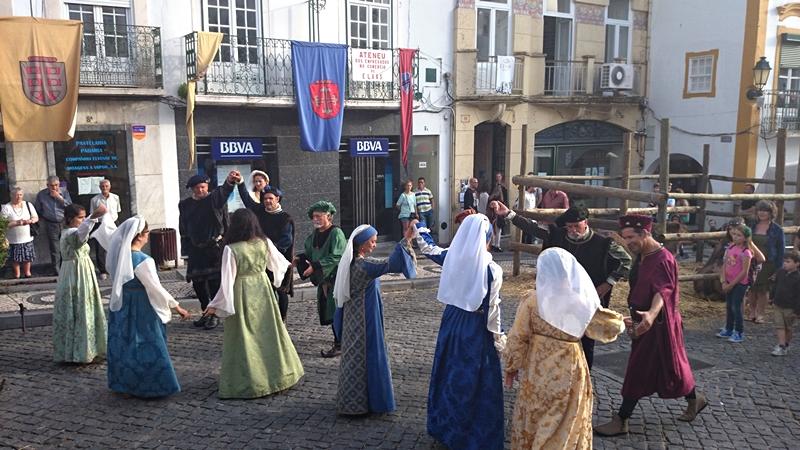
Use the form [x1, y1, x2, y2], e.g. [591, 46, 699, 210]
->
[211, 138, 263, 160]
[131, 125, 146, 140]
[350, 137, 389, 157]
[351, 49, 393, 82]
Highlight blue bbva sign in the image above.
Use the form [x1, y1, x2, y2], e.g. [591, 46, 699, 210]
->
[350, 138, 389, 157]
[211, 138, 263, 160]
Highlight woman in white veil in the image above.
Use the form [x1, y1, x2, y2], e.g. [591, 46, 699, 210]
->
[503, 247, 625, 449]
[105, 216, 190, 398]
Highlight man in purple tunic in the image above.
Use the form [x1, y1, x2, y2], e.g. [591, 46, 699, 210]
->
[595, 215, 707, 436]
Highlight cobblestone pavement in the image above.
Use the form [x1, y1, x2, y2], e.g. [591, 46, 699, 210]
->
[3, 252, 798, 448]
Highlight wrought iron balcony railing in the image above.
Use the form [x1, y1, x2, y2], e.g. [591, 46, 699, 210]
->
[761, 90, 800, 134]
[185, 33, 414, 101]
[79, 23, 162, 88]
[544, 60, 587, 96]
[475, 56, 523, 95]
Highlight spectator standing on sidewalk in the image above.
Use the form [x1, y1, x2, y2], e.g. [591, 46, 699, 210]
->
[90, 179, 121, 280]
[769, 252, 800, 356]
[35, 176, 72, 275]
[52, 203, 107, 364]
[2, 187, 39, 279]
[415, 177, 435, 230]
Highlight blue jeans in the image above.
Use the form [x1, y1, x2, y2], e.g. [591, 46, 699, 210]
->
[418, 210, 434, 229]
[725, 283, 747, 333]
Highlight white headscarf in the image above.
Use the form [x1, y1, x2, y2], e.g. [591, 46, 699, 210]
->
[437, 213, 494, 312]
[106, 216, 147, 312]
[246, 170, 270, 201]
[333, 224, 373, 308]
[535, 247, 601, 338]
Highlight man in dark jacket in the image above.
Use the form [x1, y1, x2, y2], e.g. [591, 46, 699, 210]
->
[179, 172, 236, 329]
[492, 201, 632, 368]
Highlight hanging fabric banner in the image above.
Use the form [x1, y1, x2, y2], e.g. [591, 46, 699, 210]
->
[186, 31, 222, 169]
[0, 17, 82, 142]
[291, 41, 347, 152]
[399, 49, 416, 169]
[495, 55, 515, 94]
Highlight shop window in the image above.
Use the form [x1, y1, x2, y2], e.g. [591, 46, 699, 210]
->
[348, 0, 391, 49]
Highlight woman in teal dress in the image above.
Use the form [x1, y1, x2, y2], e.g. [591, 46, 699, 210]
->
[105, 216, 191, 398]
[52, 204, 108, 363]
[205, 209, 304, 399]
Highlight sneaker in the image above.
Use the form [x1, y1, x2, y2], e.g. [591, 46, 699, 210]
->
[716, 328, 732, 338]
[204, 314, 220, 330]
[771, 345, 788, 356]
[728, 331, 744, 343]
[193, 314, 210, 328]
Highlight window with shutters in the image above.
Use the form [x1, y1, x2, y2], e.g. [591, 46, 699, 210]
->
[348, 0, 391, 49]
[683, 49, 718, 98]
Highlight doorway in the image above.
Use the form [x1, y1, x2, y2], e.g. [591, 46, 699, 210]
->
[474, 122, 507, 196]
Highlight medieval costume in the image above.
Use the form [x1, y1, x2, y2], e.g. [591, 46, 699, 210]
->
[300, 201, 347, 356]
[245, 170, 270, 203]
[506, 206, 631, 368]
[237, 183, 295, 320]
[333, 225, 415, 415]
[106, 217, 182, 398]
[207, 238, 304, 399]
[595, 215, 706, 436]
[504, 248, 624, 449]
[178, 175, 234, 317]
[52, 216, 107, 363]
[413, 214, 506, 450]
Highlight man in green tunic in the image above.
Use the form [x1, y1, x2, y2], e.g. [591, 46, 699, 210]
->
[298, 201, 347, 357]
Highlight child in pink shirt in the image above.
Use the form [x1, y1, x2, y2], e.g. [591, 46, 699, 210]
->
[717, 224, 755, 343]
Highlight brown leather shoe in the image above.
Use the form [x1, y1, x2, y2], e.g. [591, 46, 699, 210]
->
[678, 392, 707, 422]
[320, 342, 341, 358]
[594, 414, 629, 437]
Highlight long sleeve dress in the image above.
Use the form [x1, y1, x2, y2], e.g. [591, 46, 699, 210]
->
[337, 242, 416, 415]
[503, 295, 624, 449]
[207, 239, 304, 399]
[107, 251, 182, 398]
[53, 218, 107, 363]
[415, 229, 505, 450]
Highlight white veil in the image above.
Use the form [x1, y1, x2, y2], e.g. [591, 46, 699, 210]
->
[535, 247, 601, 338]
[437, 213, 493, 311]
[106, 216, 146, 312]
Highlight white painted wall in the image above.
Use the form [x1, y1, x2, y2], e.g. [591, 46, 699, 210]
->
[646, 0, 745, 198]
[406, 0, 455, 241]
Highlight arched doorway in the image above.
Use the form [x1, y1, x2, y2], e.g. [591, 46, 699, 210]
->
[646, 154, 705, 194]
[534, 120, 628, 208]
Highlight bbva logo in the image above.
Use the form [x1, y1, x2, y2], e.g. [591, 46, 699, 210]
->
[219, 141, 256, 154]
[356, 140, 385, 152]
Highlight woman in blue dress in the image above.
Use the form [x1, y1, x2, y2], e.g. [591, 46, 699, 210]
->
[105, 216, 191, 398]
[411, 212, 506, 450]
[333, 224, 416, 415]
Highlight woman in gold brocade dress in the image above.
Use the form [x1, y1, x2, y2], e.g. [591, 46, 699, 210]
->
[504, 248, 625, 449]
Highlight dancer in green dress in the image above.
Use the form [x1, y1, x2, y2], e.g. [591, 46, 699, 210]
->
[52, 203, 108, 363]
[206, 209, 304, 398]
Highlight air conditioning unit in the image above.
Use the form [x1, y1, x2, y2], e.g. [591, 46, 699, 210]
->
[600, 63, 634, 90]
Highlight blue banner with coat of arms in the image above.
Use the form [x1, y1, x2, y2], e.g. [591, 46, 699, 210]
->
[291, 41, 347, 152]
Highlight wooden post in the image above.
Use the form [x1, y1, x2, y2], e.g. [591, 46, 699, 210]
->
[656, 118, 670, 235]
[513, 125, 527, 276]
[696, 143, 710, 263]
[621, 132, 633, 214]
[776, 128, 787, 225]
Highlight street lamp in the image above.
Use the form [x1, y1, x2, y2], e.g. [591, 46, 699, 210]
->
[746, 56, 772, 100]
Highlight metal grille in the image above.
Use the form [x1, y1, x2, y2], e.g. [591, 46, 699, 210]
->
[79, 23, 162, 88]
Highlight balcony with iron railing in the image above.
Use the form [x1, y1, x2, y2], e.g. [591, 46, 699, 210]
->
[475, 56, 524, 95]
[541, 60, 645, 97]
[760, 90, 800, 134]
[79, 23, 162, 89]
[185, 33, 414, 101]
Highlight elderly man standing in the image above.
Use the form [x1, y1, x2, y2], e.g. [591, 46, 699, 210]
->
[237, 180, 295, 321]
[492, 202, 631, 369]
[179, 172, 236, 330]
[35, 176, 72, 275]
[297, 201, 346, 357]
[89, 179, 121, 280]
[462, 177, 479, 211]
[595, 215, 706, 436]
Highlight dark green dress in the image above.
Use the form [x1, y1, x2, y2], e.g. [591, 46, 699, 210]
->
[304, 226, 347, 325]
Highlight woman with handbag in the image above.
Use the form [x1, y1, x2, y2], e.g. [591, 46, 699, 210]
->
[1, 187, 39, 278]
[395, 180, 417, 238]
